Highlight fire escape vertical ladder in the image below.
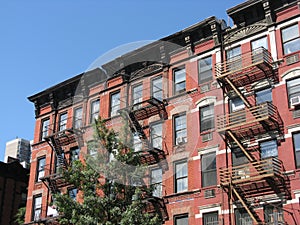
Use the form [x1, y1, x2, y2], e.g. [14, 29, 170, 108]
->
[46, 136, 67, 167]
[231, 186, 262, 225]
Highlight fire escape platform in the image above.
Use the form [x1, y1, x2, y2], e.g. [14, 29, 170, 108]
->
[40, 172, 68, 193]
[136, 147, 166, 165]
[143, 195, 168, 221]
[217, 102, 283, 137]
[219, 157, 284, 187]
[45, 128, 83, 147]
[215, 47, 276, 88]
[129, 97, 167, 121]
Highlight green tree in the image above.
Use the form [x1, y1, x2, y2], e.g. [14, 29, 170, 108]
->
[54, 118, 161, 225]
[14, 206, 26, 225]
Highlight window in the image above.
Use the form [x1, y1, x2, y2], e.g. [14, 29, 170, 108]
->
[59, 112, 68, 131]
[70, 147, 80, 164]
[256, 88, 272, 104]
[73, 107, 82, 129]
[174, 114, 187, 145]
[200, 105, 214, 132]
[293, 133, 300, 168]
[36, 157, 46, 182]
[90, 99, 100, 123]
[151, 168, 162, 197]
[41, 118, 50, 140]
[232, 148, 250, 180]
[133, 132, 142, 152]
[110, 91, 120, 117]
[174, 214, 188, 225]
[235, 209, 252, 225]
[151, 76, 163, 101]
[264, 204, 284, 224]
[260, 140, 278, 159]
[150, 122, 163, 149]
[132, 84, 143, 108]
[251, 36, 268, 50]
[282, 24, 300, 55]
[202, 152, 217, 187]
[230, 97, 245, 124]
[203, 212, 218, 225]
[32, 195, 42, 221]
[68, 188, 77, 201]
[198, 56, 212, 84]
[226, 46, 241, 71]
[173, 67, 186, 95]
[175, 161, 188, 193]
[232, 148, 248, 166]
[287, 77, 300, 107]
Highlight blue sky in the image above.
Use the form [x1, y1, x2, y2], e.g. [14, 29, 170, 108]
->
[0, 0, 243, 161]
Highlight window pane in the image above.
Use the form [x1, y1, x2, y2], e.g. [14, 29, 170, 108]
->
[260, 140, 278, 158]
[202, 153, 217, 187]
[74, 107, 82, 129]
[133, 85, 143, 104]
[232, 148, 248, 166]
[152, 77, 163, 101]
[175, 162, 188, 192]
[251, 37, 268, 50]
[282, 24, 299, 42]
[203, 212, 218, 225]
[111, 92, 120, 117]
[151, 122, 163, 149]
[33, 195, 42, 220]
[151, 168, 162, 197]
[235, 209, 253, 225]
[256, 88, 272, 104]
[90, 99, 100, 123]
[199, 56, 212, 83]
[68, 188, 77, 200]
[174, 68, 186, 94]
[175, 114, 187, 145]
[175, 215, 188, 225]
[293, 133, 300, 168]
[71, 148, 80, 163]
[37, 157, 46, 182]
[59, 113, 68, 131]
[133, 133, 142, 152]
[42, 118, 50, 139]
[230, 98, 245, 112]
[200, 105, 214, 132]
[284, 38, 300, 54]
[282, 24, 300, 54]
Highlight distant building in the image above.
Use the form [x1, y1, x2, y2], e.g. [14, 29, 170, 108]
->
[0, 158, 29, 225]
[5, 138, 31, 168]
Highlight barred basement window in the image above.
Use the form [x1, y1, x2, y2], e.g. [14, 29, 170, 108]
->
[203, 212, 218, 225]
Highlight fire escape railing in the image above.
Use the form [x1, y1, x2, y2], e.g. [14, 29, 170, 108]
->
[119, 97, 168, 166]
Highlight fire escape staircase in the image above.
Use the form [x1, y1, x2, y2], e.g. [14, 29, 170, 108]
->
[42, 128, 83, 194]
[119, 97, 169, 220]
[119, 97, 168, 165]
[216, 47, 290, 224]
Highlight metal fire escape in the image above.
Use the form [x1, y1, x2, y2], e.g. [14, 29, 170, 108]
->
[216, 47, 290, 224]
[120, 96, 169, 221]
[120, 97, 168, 165]
[41, 128, 83, 194]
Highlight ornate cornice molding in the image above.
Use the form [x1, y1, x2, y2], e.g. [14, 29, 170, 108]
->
[224, 23, 267, 44]
[130, 63, 164, 79]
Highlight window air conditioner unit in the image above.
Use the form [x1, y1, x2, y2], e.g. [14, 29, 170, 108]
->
[176, 137, 186, 145]
[290, 96, 300, 106]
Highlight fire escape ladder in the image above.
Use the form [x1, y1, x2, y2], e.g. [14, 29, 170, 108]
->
[231, 185, 262, 224]
[224, 77, 251, 108]
[227, 130, 256, 162]
[46, 136, 67, 168]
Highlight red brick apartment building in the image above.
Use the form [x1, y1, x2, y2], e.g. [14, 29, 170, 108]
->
[25, 0, 300, 224]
